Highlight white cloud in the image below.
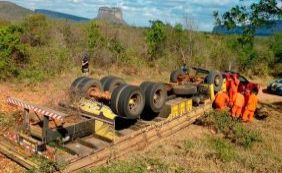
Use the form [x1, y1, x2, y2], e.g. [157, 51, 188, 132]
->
[6, 0, 245, 31]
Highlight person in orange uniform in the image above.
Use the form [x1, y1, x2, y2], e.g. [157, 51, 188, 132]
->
[214, 91, 230, 110]
[231, 91, 245, 118]
[242, 89, 258, 122]
[229, 74, 240, 106]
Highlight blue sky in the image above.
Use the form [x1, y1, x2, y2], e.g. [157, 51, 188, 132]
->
[7, 0, 243, 31]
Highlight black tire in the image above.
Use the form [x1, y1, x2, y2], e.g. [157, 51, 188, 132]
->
[77, 78, 103, 98]
[103, 77, 126, 92]
[170, 70, 184, 83]
[70, 77, 89, 92]
[118, 85, 145, 119]
[140, 81, 155, 94]
[110, 84, 128, 115]
[141, 82, 167, 113]
[192, 96, 201, 106]
[172, 85, 198, 96]
[101, 76, 115, 89]
[206, 70, 223, 92]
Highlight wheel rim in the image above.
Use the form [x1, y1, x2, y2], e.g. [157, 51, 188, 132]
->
[128, 93, 141, 113]
[153, 89, 163, 108]
[214, 76, 220, 86]
[87, 86, 101, 97]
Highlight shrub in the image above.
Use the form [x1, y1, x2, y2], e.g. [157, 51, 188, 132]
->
[22, 14, 49, 46]
[196, 111, 262, 148]
[146, 20, 166, 60]
[0, 25, 27, 80]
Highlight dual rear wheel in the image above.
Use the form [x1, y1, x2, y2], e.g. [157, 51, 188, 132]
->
[70, 76, 167, 120]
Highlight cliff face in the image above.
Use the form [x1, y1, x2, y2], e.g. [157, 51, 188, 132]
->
[97, 7, 126, 24]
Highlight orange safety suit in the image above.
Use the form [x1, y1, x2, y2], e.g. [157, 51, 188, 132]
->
[229, 76, 240, 105]
[214, 92, 229, 110]
[242, 94, 258, 122]
[231, 93, 245, 118]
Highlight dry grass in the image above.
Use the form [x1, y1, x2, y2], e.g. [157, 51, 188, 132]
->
[87, 106, 282, 173]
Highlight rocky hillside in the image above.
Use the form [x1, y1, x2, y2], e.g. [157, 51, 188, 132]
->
[35, 9, 90, 22]
[0, 1, 33, 20]
[97, 7, 126, 24]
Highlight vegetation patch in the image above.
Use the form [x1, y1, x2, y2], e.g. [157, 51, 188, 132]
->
[195, 111, 262, 148]
[208, 137, 237, 162]
[87, 156, 184, 173]
[0, 111, 20, 129]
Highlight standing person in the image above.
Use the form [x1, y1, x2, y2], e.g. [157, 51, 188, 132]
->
[214, 91, 230, 110]
[181, 63, 188, 74]
[242, 89, 258, 122]
[81, 51, 89, 76]
[231, 91, 245, 118]
[229, 73, 240, 106]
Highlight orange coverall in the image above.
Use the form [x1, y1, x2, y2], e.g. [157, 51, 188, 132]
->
[242, 94, 258, 122]
[229, 76, 240, 105]
[214, 92, 229, 110]
[231, 93, 245, 118]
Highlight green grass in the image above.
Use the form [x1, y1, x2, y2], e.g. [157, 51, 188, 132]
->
[85, 156, 184, 173]
[197, 111, 262, 148]
[208, 137, 237, 162]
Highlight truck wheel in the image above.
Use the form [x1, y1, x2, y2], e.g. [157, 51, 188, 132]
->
[101, 76, 115, 88]
[110, 84, 128, 115]
[172, 85, 198, 96]
[170, 70, 184, 83]
[141, 82, 167, 113]
[70, 77, 89, 92]
[206, 71, 223, 92]
[118, 85, 145, 119]
[140, 81, 155, 94]
[77, 78, 103, 98]
[103, 76, 126, 92]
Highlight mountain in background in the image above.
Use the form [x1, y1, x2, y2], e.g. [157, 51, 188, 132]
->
[35, 9, 90, 22]
[0, 1, 32, 20]
[97, 7, 126, 24]
[213, 20, 282, 36]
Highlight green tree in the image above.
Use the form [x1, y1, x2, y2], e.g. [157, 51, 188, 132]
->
[214, 0, 282, 47]
[271, 32, 282, 63]
[22, 14, 49, 46]
[146, 20, 166, 60]
[88, 21, 104, 52]
[0, 25, 27, 79]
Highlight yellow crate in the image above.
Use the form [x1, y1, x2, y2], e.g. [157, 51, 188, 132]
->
[186, 99, 192, 112]
[168, 98, 192, 119]
[171, 104, 179, 118]
[179, 102, 186, 115]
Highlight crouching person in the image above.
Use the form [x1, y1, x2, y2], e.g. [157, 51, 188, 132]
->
[242, 89, 258, 122]
[231, 91, 245, 118]
[214, 91, 229, 110]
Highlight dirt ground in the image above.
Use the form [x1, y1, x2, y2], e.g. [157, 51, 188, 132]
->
[0, 72, 281, 172]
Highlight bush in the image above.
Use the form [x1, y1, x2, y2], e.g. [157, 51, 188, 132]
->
[196, 111, 262, 148]
[146, 20, 166, 60]
[0, 25, 27, 80]
[22, 14, 49, 46]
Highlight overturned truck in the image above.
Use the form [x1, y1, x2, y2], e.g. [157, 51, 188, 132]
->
[0, 68, 223, 172]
